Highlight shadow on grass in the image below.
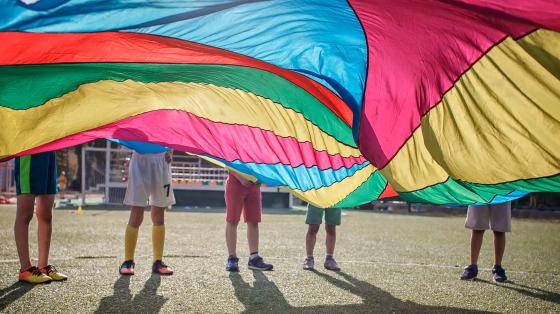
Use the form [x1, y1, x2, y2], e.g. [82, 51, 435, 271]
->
[477, 279, 560, 305]
[0, 282, 34, 311]
[229, 270, 489, 313]
[96, 274, 167, 313]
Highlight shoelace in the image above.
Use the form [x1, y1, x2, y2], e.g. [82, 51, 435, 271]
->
[43, 265, 57, 274]
[30, 267, 43, 276]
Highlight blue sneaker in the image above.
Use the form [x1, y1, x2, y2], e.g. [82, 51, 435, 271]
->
[492, 265, 508, 283]
[460, 264, 478, 280]
[226, 256, 239, 272]
[248, 256, 273, 271]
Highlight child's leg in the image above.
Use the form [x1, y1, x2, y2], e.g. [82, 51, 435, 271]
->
[36, 195, 55, 269]
[470, 230, 485, 265]
[226, 221, 239, 257]
[151, 206, 165, 262]
[325, 224, 336, 256]
[493, 231, 505, 265]
[247, 222, 259, 254]
[124, 206, 144, 261]
[323, 208, 341, 257]
[225, 175, 244, 257]
[489, 202, 510, 266]
[306, 224, 320, 256]
[14, 194, 35, 271]
[244, 187, 262, 256]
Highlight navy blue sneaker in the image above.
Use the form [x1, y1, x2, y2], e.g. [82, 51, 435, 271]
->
[492, 265, 508, 283]
[248, 256, 273, 271]
[460, 264, 478, 280]
[226, 256, 239, 272]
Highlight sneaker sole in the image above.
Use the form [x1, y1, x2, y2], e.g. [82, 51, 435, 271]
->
[325, 268, 341, 271]
[248, 265, 273, 271]
[153, 271, 173, 276]
[19, 279, 52, 284]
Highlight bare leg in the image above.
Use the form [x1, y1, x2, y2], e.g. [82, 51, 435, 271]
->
[151, 206, 165, 226]
[470, 230, 485, 265]
[306, 224, 320, 256]
[128, 206, 145, 228]
[226, 221, 239, 256]
[14, 194, 35, 271]
[325, 224, 336, 256]
[247, 222, 259, 254]
[36, 195, 55, 268]
[493, 231, 506, 265]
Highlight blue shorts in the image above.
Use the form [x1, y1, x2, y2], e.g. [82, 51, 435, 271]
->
[14, 152, 58, 195]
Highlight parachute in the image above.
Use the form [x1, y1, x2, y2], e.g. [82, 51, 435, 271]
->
[1, 0, 559, 207]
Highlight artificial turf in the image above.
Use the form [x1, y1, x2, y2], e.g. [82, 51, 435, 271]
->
[0, 206, 558, 313]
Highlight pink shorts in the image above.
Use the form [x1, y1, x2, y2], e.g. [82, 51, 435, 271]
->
[225, 174, 262, 223]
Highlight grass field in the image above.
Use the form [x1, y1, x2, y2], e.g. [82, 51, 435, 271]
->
[0, 206, 558, 313]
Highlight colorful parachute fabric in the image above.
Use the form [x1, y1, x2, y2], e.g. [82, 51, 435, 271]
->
[0, 0, 559, 207]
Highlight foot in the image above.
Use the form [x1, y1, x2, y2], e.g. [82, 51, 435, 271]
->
[152, 260, 173, 275]
[40, 265, 68, 281]
[248, 256, 273, 271]
[19, 266, 52, 284]
[226, 256, 239, 272]
[303, 256, 315, 270]
[119, 260, 135, 275]
[492, 265, 508, 283]
[324, 256, 341, 271]
[460, 264, 478, 280]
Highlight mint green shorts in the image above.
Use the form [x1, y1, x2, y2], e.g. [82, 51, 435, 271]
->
[305, 204, 342, 225]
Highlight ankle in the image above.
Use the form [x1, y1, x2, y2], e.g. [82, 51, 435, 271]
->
[20, 265, 33, 273]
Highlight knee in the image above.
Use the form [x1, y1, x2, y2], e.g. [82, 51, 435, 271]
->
[493, 230, 505, 237]
[16, 211, 34, 224]
[325, 224, 336, 236]
[36, 210, 52, 224]
[307, 224, 320, 235]
[151, 207, 165, 226]
[227, 221, 239, 228]
[129, 207, 145, 227]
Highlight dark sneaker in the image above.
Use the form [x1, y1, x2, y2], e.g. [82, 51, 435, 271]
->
[324, 256, 341, 271]
[492, 265, 507, 283]
[226, 256, 239, 272]
[460, 264, 478, 280]
[152, 260, 173, 275]
[119, 260, 135, 276]
[248, 256, 273, 271]
[303, 256, 315, 270]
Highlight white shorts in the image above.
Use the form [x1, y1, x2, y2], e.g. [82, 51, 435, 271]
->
[465, 202, 511, 232]
[124, 152, 175, 208]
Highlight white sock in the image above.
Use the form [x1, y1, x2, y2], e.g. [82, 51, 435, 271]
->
[249, 252, 259, 260]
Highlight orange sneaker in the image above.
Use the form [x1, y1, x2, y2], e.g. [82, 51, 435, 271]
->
[152, 260, 173, 275]
[40, 265, 68, 281]
[19, 266, 52, 284]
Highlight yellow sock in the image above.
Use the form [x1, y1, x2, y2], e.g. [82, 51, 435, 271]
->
[152, 224, 165, 262]
[124, 225, 139, 261]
